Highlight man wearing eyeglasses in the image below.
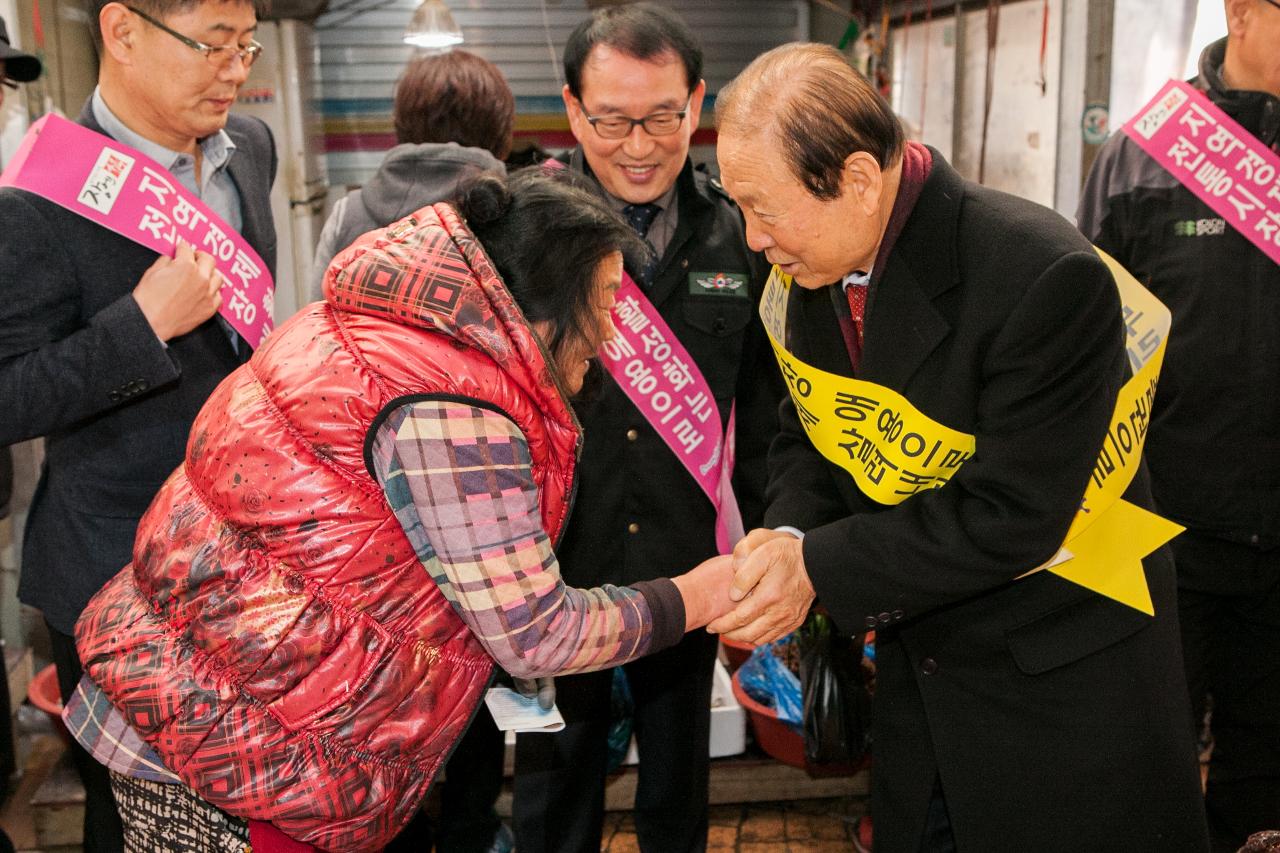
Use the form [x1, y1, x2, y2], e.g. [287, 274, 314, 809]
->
[511, 5, 781, 853]
[0, 2, 275, 850]
[1079, 1, 1280, 849]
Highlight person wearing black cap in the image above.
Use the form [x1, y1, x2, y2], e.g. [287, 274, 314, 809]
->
[0, 13, 41, 106]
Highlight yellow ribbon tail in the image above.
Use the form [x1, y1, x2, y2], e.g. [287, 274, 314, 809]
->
[1048, 499, 1183, 616]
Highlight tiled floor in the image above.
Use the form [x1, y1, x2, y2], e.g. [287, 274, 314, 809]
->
[2, 732, 867, 853]
[601, 796, 863, 852]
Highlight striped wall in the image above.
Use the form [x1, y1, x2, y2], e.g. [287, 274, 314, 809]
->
[316, 0, 808, 187]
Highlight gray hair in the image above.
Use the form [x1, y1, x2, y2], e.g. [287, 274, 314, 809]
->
[717, 42, 904, 201]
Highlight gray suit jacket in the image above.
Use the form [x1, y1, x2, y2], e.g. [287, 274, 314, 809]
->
[0, 102, 277, 634]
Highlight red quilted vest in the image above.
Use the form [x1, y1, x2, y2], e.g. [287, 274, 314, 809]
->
[75, 205, 581, 852]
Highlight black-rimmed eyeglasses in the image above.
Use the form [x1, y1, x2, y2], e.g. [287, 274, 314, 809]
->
[1263, 0, 1280, 11]
[581, 98, 691, 140]
[126, 5, 263, 69]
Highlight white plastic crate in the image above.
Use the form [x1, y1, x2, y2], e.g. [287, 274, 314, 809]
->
[622, 659, 745, 764]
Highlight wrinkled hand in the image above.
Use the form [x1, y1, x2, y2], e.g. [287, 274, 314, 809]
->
[133, 241, 224, 341]
[707, 531, 814, 644]
[513, 676, 556, 711]
[729, 528, 796, 577]
[671, 553, 736, 630]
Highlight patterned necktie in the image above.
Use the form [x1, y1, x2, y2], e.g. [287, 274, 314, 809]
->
[622, 202, 661, 286]
[845, 280, 868, 374]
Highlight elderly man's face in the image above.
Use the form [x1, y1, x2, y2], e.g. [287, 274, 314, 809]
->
[718, 131, 878, 288]
[118, 1, 257, 150]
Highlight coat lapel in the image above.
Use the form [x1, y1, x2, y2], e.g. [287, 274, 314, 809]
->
[224, 122, 269, 257]
[859, 252, 950, 390]
[860, 152, 964, 391]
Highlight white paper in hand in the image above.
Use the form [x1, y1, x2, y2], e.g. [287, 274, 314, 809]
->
[484, 687, 566, 732]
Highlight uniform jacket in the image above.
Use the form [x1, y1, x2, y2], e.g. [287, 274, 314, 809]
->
[308, 141, 504, 301]
[75, 203, 579, 852]
[1078, 37, 1280, 548]
[766, 151, 1209, 851]
[0, 102, 278, 634]
[557, 150, 781, 586]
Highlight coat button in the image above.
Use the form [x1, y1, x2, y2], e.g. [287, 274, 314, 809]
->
[877, 612, 892, 625]
[865, 616, 878, 629]
[108, 391, 121, 402]
[920, 657, 938, 676]
[626, 429, 638, 442]
[628, 522, 640, 534]
[892, 609, 904, 621]
[681, 259, 689, 269]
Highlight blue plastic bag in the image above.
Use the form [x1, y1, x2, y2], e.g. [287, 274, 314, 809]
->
[737, 637, 803, 729]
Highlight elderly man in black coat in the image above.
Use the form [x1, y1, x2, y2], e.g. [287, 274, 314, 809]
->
[711, 42, 1209, 852]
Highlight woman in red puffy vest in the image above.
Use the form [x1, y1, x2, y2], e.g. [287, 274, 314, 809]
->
[67, 170, 737, 853]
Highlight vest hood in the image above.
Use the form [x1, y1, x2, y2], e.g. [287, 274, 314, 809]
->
[321, 202, 576, 423]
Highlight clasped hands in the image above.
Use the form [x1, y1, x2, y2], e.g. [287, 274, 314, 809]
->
[675, 528, 816, 646]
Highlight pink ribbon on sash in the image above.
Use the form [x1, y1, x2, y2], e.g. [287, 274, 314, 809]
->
[600, 277, 745, 554]
[1123, 79, 1280, 267]
[0, 113, 275, 349]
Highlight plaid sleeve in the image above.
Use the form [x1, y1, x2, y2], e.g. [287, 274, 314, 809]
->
[370, 399, 683, 677]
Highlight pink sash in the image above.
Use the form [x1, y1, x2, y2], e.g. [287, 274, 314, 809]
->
[1123, 79, 1280, 267]
[600, 277, 744, 554]
[0, 113, 275, 348]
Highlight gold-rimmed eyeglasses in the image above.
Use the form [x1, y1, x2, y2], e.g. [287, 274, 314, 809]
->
[126, 5, 262, 69]
[580, 98, 691, 140]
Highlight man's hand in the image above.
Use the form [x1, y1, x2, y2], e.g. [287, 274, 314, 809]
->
[133, 241, 224, 341]
[707, 533, 814, 644]
[730, 528, 797, 592]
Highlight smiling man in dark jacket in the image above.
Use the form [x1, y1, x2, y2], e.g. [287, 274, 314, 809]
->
[511, 6, 781, 853]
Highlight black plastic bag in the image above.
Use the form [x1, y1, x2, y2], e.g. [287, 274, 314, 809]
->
[797, 613, 873, 768]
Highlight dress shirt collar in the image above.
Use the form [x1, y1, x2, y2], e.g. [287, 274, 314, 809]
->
[91, 87, 236, 178]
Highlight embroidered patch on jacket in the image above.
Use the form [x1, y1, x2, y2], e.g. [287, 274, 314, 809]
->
[687, 271, 749, 297]
[1171, 218, 1226, 236]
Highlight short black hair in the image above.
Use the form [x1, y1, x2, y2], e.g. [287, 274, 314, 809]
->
[456, 168, 646, 374]
[563, 1, 701, 101]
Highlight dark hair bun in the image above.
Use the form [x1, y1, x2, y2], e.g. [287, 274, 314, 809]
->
[457, 174, 511, 226]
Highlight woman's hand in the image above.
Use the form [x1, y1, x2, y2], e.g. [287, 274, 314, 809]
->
[671, 554, 736, 630]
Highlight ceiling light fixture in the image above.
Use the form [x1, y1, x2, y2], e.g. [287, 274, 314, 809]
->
[403, 0, 463, 49]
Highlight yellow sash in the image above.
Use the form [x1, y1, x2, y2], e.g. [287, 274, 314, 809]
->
[760, 248, 1182, 615]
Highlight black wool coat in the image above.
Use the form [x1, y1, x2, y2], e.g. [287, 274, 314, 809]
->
[765, 151, 1209, 852]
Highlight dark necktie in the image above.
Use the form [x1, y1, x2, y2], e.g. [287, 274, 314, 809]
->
[622, 202, 661, 287]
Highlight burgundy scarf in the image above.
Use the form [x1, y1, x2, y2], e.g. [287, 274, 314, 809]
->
[838, 141, 934, 372]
